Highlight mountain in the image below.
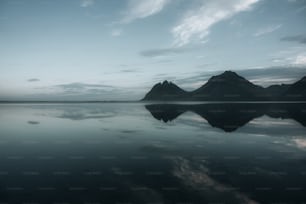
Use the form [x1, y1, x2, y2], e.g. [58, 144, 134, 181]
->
[264, 84, 291, 100]
[142, 80, 188, 101]
[191, 71, 265, 101]
[142, 71, 306, 101]
[282, 76, 306, 101]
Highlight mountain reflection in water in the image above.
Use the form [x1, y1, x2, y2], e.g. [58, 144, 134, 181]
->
[0, 103, 305, 204]
[145, 103, 306, 132]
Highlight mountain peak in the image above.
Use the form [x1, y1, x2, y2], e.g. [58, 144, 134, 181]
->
[162, 80, 170, 85]
[205, 71, 246, 84]
[142, 80, 187, 101]
[222, 70, 239, 76]
[191, 70, 265, 100]
[142, 72, 306, 101]
[215, 70, 243, 79]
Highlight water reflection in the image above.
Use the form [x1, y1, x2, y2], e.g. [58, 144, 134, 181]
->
[0, 103, 305, 203]
[145, 103, 306, 132]
[172, 156, 259, 203]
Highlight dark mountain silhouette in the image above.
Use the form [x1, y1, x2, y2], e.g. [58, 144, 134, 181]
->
[145, 103, 306, 132]
[282, 76, 306, 101]
[142, 80, 188, 101]
[191, 71, 265, 101]
[265, 84, 291, 100]
[142, 71, 306, 101]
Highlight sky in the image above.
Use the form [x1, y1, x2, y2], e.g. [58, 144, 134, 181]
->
[1, 0, 306, 100]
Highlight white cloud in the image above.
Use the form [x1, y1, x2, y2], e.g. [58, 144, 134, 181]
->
[294, 53, 306, 65]
[140, 46, 189, 57]
[254, 24, 282, 37]
[80, 0, 94, 8]
[27, 78, 40, 82]
[121, 0, 170, 23]
[270, 46, 306, 65]
[172, 0, 260, 47]
[111, 29, 123, 37]
[271, 52, 306, 66]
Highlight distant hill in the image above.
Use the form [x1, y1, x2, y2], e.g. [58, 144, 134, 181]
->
[142, 71, 306, 101]
[282, 76, 306, 101]
[142, 80, 188, 101]
[191, 71, 265, 101]
[265, 84, 291, 100]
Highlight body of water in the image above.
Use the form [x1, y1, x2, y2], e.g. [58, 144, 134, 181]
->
[0, 102, 305, 203]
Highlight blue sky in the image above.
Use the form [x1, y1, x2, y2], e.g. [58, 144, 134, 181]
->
[1, 0, 306, 100]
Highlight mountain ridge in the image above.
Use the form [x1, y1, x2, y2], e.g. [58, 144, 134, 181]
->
[142, 80, 189, 101]
[142, 71, 306, 101]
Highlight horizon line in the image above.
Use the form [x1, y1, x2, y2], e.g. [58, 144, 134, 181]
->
[1, 100, 306, 104]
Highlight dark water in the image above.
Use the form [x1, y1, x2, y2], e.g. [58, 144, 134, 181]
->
[0, 102, 306, 204]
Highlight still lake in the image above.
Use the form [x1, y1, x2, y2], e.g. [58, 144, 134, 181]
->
[0, 102, 306, 204]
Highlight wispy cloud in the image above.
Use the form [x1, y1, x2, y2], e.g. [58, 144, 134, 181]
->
[27, 78, 40, 82]
[254, 24, 282, 37]
[281, 34, 306, 44]
[295, 5, 306, 13]
[56, 83, 113, 92]
[120, 0, 170, 24]
[294, 53, 306, 65]
[80, 0, 94, 8]
[120, 69, 139, 73]
[140, 47, 189, 58]
[111, 29, 123, 37]
[28, 121, 40, 125]
[174, 66, 306, 88]
[270, 46, 306, 65]
[172, 0, 260, 46]
[30, 82, 142, 100]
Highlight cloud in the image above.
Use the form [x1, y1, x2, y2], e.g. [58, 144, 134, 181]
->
[270, 46, 306, 66]
[28, 82, 143, 101]
[294, 53, 306, 65]
[80, 0, 94, 8]
[281, 34, 306, 44]
[174, 66, 306, 89]
[121, 0, 170, 24]
[50, 82, 116, 97]
[28, 121, 40, 125]
[27, 78, 40, 82]
[172, 0, 259, 46]
[295, 5, 306, 13]
[253, 24, 282, 37]
[56, 82, 113, 92]
[111, 29, 123, 37]
[120, 69, 139, 73]
[140, 47, 188, 57]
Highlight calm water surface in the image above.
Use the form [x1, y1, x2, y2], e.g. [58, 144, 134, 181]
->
[0, 102, 306, 204]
